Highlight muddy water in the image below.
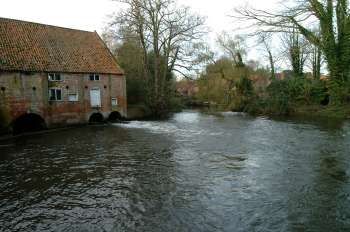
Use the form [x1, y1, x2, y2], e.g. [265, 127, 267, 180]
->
[0, 110, 350, 231]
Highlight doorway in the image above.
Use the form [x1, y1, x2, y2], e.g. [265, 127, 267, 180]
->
[90, 88, 101, 107]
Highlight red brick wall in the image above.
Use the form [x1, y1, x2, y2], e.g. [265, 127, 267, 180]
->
[0, 71, 127, 133]
[110, 74, 127, 117]
[0, 72, 46, 132]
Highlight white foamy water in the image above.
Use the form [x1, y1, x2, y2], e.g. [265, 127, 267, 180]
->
[116, 121, 178, 134]
[114, 111, 207, 138]
[115, 120, 205, 138]
[220, 112, 247, 117]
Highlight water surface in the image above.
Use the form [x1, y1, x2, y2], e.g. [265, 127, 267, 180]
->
[1, 110, 350, 231]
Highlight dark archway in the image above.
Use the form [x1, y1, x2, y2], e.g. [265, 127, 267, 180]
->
[321, 94, 330, 106]
[12, 113, 46, 135]
[89, 113, 104, 124]
[108, 111, 123, 122]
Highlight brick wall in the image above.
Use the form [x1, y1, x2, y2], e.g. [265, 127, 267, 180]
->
[0, 71, 127, 133]
[0, 72, 46, 133]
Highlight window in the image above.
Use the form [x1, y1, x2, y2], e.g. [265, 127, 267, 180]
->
[89, 74, 100, 81]
[48, 73, 62, 81]
[49, 88, 62, 101]
[68, 93, 78, 102]
[111, 98, 118, 106]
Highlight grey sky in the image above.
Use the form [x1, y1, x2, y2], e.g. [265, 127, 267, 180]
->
[0, 0, 278, 34]
[0, 0, 281, 68]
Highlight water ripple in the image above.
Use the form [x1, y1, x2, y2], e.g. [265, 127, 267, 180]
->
[0, 110, 350, 231]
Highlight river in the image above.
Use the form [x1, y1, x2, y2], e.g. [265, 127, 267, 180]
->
[0, 110, 350, 231]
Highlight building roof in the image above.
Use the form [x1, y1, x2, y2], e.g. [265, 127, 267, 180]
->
[0, 17, 123, 75]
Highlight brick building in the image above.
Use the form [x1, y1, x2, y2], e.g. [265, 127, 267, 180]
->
[0, 17, 127, 134]
[176, 80, 199, 98]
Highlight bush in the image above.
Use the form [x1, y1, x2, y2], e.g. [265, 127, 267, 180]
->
[127, 78, 148, 105]
[230, 76, 255, 112]
[251, 77, 330, 115]
[168, 96, 184, 112]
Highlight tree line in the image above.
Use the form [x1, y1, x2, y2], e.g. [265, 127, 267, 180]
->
[235, 0, 350, 105]
[104, 0, 350, 118]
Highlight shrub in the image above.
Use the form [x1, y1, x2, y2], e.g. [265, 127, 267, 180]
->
[256, 77, 330, 115]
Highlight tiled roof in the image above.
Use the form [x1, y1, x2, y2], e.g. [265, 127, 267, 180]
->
[0, 17, 123, 75]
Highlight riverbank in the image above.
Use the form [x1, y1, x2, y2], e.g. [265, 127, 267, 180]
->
[292, 104, 350, 119]
[127, 104, 153, 120]
[127, 101, 186, 120]
[203, 102, 350, 120]
[248, 104, 350, 120]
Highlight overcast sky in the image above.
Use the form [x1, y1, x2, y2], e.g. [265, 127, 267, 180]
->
[0, 0, 281, 68]
[0, 0, 279, 35]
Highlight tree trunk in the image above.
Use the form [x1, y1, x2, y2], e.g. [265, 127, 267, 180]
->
[326, 60, 350, 104]
[268, 50, 275, 79]
[312, 46, 321, 80]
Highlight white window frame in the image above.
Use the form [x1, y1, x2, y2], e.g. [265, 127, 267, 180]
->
[111, 97, 118, 106]
[48, 73, 62, 81]
[49, 88, 63, 101]
[89, 74, 100, 81]
[68, 92, 79, 102]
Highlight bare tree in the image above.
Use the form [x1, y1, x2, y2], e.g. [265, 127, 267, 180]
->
[234, 0, 350, 102]
[110, 0, 206, 115]
[217, 32, 246, 67]
[281, 27, 309, 77]
[310, 42, 323, 79]
[257, 33, 276, 79]
[215, 32, 250, 104]
[303, 28, 324, 79]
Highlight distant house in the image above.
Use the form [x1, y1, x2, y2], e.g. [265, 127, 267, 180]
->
[176, 80, 199, 98]
[275, 70, 330, 81]
[0, 17, 127, 134]
[275, 70, 294, 80]
[249, 74, 271, 94]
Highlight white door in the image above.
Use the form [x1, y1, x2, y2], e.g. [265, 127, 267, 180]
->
[90, 88, 101, 107]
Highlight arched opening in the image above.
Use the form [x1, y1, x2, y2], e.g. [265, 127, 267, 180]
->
[108, 111, 123, 122]
[321, 94, 330, 106]
[12, 113, 46, 135]
[320, 87, 330, 106]
[89, 113, 104, 124]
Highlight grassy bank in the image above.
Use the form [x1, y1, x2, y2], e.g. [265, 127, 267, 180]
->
[207, 76, 350, 120]
[242, 102, 350, 120]
[291, 104, 350, 119]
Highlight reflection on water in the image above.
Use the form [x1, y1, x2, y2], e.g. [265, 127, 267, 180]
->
[1, 110, 350, 231]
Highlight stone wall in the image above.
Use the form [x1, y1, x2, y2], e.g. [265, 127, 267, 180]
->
[0, 71, 127, 134]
